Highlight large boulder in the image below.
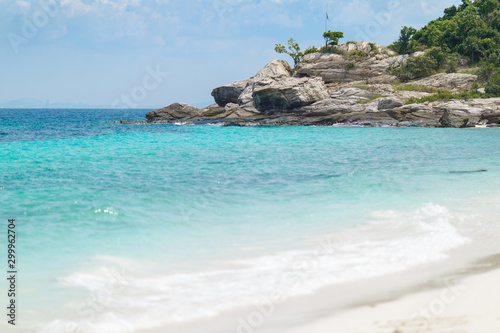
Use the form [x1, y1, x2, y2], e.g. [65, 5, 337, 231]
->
[198, 103, 226, 118]
[378, 98, 403, 110]
[211, 79, 251, 107]
[238, 59, 293, 106]
[146, 103, 199, 121]
[409, 73, 478, 90]
[387, 104, 442, 127]
[222, 103, 259, 119]
[253, 59, 293, 80]
[435, 101, 486, 127]
[212, 59, 293, 108]
[481, 112, 500, 125]
[252, 76, 330, 112]
[440, 110, 472, 128]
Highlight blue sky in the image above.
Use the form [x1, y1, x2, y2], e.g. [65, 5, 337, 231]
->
[0, 0, 461, 108]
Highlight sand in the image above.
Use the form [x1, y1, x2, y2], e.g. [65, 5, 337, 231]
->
[286, 261, 500, 333]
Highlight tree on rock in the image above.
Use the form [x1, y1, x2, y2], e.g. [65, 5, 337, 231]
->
[323, 30, 344, 50]
[275, 38, 303, 67]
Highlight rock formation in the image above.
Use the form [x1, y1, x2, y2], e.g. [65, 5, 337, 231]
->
[113, 42, 500, 128]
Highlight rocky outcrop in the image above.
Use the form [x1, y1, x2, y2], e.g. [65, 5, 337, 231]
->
[211, 59, 294, 110]
[408, 73, 478, 90]
[252, 77, 329, 112]
[146, 103, 199, 122]
[113, 42, 500, 128]
[295, 42, 411, 83]
[237, 59, 293, 107]
[211, 79, 250, 107]
[434, 99, 498, 128]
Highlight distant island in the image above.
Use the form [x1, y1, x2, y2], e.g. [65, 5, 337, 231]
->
[114, 0, 500, 128]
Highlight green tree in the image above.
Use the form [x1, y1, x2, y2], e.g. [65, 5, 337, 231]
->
[390, 26, 418, 54]
[443, 5, 458, 19]
[485, 70, 500, 95]
[390, 55, 438, 82]
[274, 38, 304, 67]
[322, 30, 344, 50]
[426, 46, 448, 69]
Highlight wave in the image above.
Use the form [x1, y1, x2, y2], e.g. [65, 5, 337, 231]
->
[38, 203, 469, 333]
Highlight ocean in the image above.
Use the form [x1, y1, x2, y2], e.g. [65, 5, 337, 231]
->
[1, 108, 499, 333]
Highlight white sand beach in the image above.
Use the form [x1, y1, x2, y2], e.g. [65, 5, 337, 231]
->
[287, 259, 500, 333]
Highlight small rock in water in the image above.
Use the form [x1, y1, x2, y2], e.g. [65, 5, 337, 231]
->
[449, 170, 487, 174]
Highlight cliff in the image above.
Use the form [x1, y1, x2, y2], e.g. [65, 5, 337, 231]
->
[114, 42, 500, 128]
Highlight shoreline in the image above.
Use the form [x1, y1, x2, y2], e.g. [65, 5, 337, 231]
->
[138, 239, 500, 333]
[286, 253, 500, 333]
[139, 252, 500, 333]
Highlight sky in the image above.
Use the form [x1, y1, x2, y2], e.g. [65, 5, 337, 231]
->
[0, 0, 462, 108]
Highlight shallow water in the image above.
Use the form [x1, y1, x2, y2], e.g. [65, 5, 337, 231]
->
[1, 109, 499, 332]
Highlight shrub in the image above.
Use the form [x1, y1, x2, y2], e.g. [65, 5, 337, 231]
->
[348, 50, 366, 59]
[369, 42, 379, 54]
[485, 71, 500, 95]
[390, 55, 438, 82]
[426, 46, 447, 70]
[304, 46, 319, 55]
[405, 89, 491, 104]
[319, 46, 345, 55]
[358, 95, 384, 104]
[477, 62, 496, 82]
[445, 59, 458, 73]
[394, 85, 438, 93]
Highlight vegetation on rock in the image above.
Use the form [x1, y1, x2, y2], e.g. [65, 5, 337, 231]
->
[388, 0, 500, 94]
[275, 31, 344, 67]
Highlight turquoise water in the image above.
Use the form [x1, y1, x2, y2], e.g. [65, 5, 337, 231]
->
[1, 109, 500, 332]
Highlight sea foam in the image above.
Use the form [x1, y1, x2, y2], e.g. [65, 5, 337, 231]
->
[39, 203, 469, 333]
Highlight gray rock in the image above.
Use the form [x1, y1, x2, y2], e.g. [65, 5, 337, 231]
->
[237, 59, 293, 106]
[198, 103, 226, 118]
[334, 42, 393, 56]
[409, 73, 478, 90]
[253, 59, 293, 80]
[146, 103, 199, 121]
[295, 44, 410, 84]
[367, 75, 399, 84]
[378, 98, 403, 110]
[435, 101, 487, 127]
[338, 87, 376, 99]
[387, 104, 441, 127]
[222, 103, 259, 119]
[211, 79, 251, 107]
[440, 110, 471, 128]
[252, 76, 330, 112]
[481, 112, 500, 124]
